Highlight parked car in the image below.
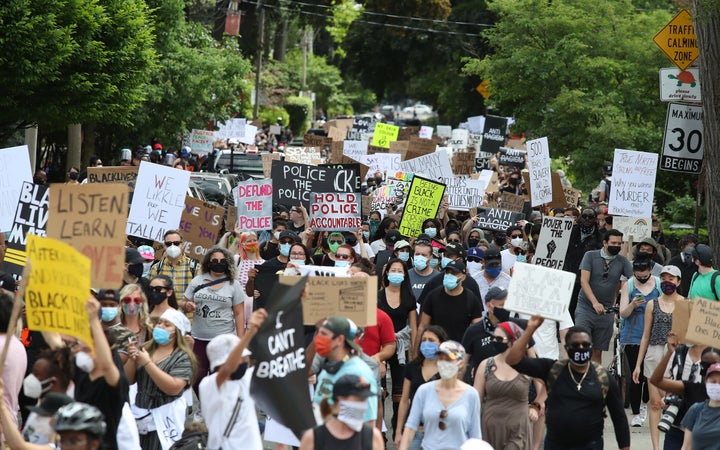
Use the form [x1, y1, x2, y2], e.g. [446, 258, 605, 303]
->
[402, 103, 433, 116]
[212, 150, 265, 179]
[190, 172, 236, 205]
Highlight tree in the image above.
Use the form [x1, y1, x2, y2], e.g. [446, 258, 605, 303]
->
[463, 0, 673, 193]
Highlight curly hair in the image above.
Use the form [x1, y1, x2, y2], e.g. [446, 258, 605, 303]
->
[200, 247, 237, 281]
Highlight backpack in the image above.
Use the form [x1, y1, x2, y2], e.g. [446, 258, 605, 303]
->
[547, 359, 610, 400]
[690, 271, 720, 300]
[603, 177, 612, 200]
[168, 431, 207, 450]
[669, 344, 691, 380]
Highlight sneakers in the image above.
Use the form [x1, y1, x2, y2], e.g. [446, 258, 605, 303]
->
[639, 405, 648, 423]
[631, 415, 643, 427]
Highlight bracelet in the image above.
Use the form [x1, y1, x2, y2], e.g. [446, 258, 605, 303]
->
[529, 402, 541, 411]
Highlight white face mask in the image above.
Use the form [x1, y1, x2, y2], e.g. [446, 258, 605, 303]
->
[467, 261, 483, 273]
[274, 231, 281, 241]
[706, 382, 720, 401]
[165, 245, 182, 259]
[437, 360, 459, 379]
[23, 374, 55, 399]
[142, 262, 153, 277]
[23, 414, 54, 444]
[75, 351, 95, 373]
[337, 399, 369, 432]
[510, 237, 524, 248]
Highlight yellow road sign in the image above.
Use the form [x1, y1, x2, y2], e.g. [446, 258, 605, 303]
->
[653, 9, 698, 71]
[476, 80, 491, 99]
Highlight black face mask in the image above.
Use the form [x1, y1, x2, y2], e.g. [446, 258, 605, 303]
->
[606, 245, 621, 256]
[491, 341, 508, 354]
[635, 275, 651, 284]
[148, 291, 167, 306]
[492, 307, 510, 322]
[209, 261, 228, 273]
[567, 347, 592, 365]
[128, 263, 144, 278]
[468, 238, 479, 248]
[322, 359, 345, 375]
[494, 234, 506, 246]
[509, 178, 520, 186]
[69, 172, 79, 180]
[230, 362, 248, 380]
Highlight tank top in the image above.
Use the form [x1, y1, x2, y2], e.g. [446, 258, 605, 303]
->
[313, 424, 369, 450]
[649, 298, 673, 345]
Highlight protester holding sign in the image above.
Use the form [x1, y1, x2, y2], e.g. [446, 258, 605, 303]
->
[229, 231, 265, 329]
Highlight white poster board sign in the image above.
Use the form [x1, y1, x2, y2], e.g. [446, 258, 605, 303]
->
[238, 124, 257, 145]
[446, 177, 487, 211]
[449, 129, 470, 153]
[505, 262, 575, 321]
[401, 152, 454, 183]
[532, 216, 574, 270]
[608, 149, 658, 219]
[126, 162, 190, 241]
[234, 179, 273, 231]
[419, 126, 434, 139]
[215, 118, 246, 140]
[612, 216, 652, 242]
[343, 140, 369, 162]
[527, 137, 552, 206]
[476, 169, 495, 193]
[359, 153, 402, 174]
[0, 145, 33, 231]
[188, 129, 215, 154]
[436, 125, 452, 138]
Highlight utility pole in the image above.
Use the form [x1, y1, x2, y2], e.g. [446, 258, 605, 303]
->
[253, 0, 264, 120]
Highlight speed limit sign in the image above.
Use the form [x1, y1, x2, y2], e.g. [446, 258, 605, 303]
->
[660, 103, 704, 173]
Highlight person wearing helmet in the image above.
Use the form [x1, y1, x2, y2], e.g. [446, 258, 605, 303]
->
[54, 402, 107, 450]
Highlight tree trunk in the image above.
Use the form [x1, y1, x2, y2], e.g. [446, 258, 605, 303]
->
[275, 18, 288, 62]
[693, 1, 720, 254]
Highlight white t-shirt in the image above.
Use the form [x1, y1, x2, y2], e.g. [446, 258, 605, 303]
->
[500, 248, 517, 272]
[354, 242, 375, 260]
[198, 369, 262, 450]
[518, 310, 574, 360]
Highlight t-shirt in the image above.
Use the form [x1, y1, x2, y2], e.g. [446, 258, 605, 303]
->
[681, 401, 720, 448]
[403, 360, 439, 399]
[377, 289, 416, 332]
[198, 369, 263, 450]
[472, 271, 511, 309]
[358, 309, 396, 356]
[417, 273, 483, 308]
[518, 310, 573, 360]
[1, 335, 27, 428]
[255, 257, 287, 310]
[689, 270, 720, 300]
[315, 357, 378, 423]
[408, 269, 437, 304]
[405, 381, 481, 450]
[421, 287, 483, 342]
[185, 275, 244, 340]
[577, 250, 633, 307]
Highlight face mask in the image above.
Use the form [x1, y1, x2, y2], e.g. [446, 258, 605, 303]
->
[413, 255, 428, 271]
[579, 224, 595, 234]
[635, 275, 651, 284]
[230, 362, 248, 380]
[682, 249, 695, 266]
[122, 302, 141, 316]
[75, 351, 95, 373]
[467, 261, 483, 273]
[606, 245, 621, 256]
[567, 347, 592, 366]
[274, 231, 281, 241]
[153, 327, 172, 345]
[443, 274, 460, 290]
[492, 307, 510, 322]
[397, 252, 410, 262]
[148, 290, 167, 306]
[441, 256, 452, 269]
[424, 228, 437, 238]
[314, 334, 333, 357]
[494, 235, 506, 246]
[23, 374, 55, 399]
[335, 260, 350, 268]
[165, 245, 182, 259]
[24, 415, 54, 443]
[516, 254, 527, 263]
[142, 262, 153, 277]
[279, 243, 292, 257]
[509, 177, 520, 186]
[328, 242, 342, 254]
[69, 172, 79, 180]
[362, 231, 370, 240]
[290, 259, 306, 266]
[637, 251, 652, 260]
[510, 237, 524, 248]
[468, 238, 479, 248]
[437, 360, 459, 379]
[209, 261, 228, 273]
[485, 265, 502, 279]
[244, 243, 259, 253]
[492, 341, 509, 354]
[101, 307, 118, 322]
[661, 281, 677, 295]
[429, 258, 439, 268]
[388, 273, 404, 286]
[420, 341, 439, 360]
[337, 399, 368, 431]
[706, 383, 720, 401]
[128, 263, 144, 278]
[369, 220, 380, 237]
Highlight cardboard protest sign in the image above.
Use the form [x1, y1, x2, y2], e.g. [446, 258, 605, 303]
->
[0, 145, 33, 232]
[3, 182, 49, 278]
[362, 195, 372, 215]
[476, 208, 524, 232]
[407, 136, 437, 156]
[397, 126, 418, 141]
[480, 115, 508, 154]
[309, 192, 361, 231]
[47, 184, 127, 289]
[233, 179, 273, 231]
[250, 278, 315, 439]
[449, 129, 470, 153]
[371, 122, 400, 148]
[126, 162, 190, 241]
[25, 234, 93, 350]
[608, 149, 658, 219]
[398, 176, 446, 238]
[452, 152, 475, 175]
[87, 166, 139, 192]
[271, 161, 358, 209]
[187, 129, 214, 154]
[303, 133, 332, 148]
[215, 118, 246, 140]
[343, 140, 369, 162]
[389, 140, 410, 161]
[327, 126, 346, 142]
[505, 262, 575, 321]
[499, 192, 526, 213]
[498, 147, 526, 167]
[279, 275, 377, 326]
[527, 137, 552, 206]
[179, 196, 225, 259]
[532, 216, 574, 270]
[401, 152, 454, 183]
[262, 153, 281, 178]
[324, 118, 354, 134]
[612, 216, 652, 241]
[474, 169, 498, 193]
[226, 205, 237, 231]
[685, 298, 720, 347]
[672, 299, 693, 343]
[436, 125, 452, 138]
[522, 172, 566, 208]
[283, 147, 322, 166]
[446, 177, 487, 211]
[419, 126, 433, 139]
[563, 186, 582, 208]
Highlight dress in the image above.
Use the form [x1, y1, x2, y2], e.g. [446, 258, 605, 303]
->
[480, 358, 532, 450]
[237, 258, 264, 327]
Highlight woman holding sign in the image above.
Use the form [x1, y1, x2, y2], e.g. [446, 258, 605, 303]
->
[232, 231, 265, 330]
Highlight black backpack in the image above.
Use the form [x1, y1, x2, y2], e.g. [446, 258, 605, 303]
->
[168, 432, 208, 450]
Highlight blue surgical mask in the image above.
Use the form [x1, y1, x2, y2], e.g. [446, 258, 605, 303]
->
[335, 260, 351, 268]
[516, 254, 527, 263]
[429, 258, 439, 268]
[362, 231, 370, 240]
[100, 307, 118, 322]
[152, 327, 172, 345]
[424, 227, 437, 238]
[441, 256, 452, 269]
[388, 273, 404, 286]
[485, 265, 502, 279]
[397, 252, 410, 262]
[290, 259, 306, 266]
[443, 274, 460, 290]
[413, 255, 428, 271]
[279, 243, 291, 257]
[420, 341, 439, 360]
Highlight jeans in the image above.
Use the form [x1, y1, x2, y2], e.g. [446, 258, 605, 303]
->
[545, 437, 603, 450]
[409, 429, 424, 450]
[663, 426, 684, 450]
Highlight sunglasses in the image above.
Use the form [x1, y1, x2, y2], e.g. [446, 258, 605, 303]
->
[149, 286, 168, 293]
[122, 296, 143, 304]
[210, 258, 226, 264]
[335, 254, 352, 260]
[447, 239, 460, 244]
[602, 261, 610, 279]
[164, 241, 182, 247]
[580, 214, 595, 219]
[467, 257, 482, 263]
[510, 234, 523, 239]
[329, 240, 344, 245]
[439, 409, 448, 430]
[567, 342, 592, 350]
[491, 336, 509, 344]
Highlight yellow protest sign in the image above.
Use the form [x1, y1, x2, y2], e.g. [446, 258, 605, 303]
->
[398, 176, 446, 238]
[371, 123, 400, 149]
[25, 235, 93, 350]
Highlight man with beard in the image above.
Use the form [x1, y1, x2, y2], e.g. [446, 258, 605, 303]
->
[564, 208, 604, 318]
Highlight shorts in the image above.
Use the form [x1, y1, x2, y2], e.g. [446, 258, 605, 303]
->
[643, 344, 667, 378]
[574, 304, 614, 351]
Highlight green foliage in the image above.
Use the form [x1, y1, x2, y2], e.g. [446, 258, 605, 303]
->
[285, 50, 352, 117]
[259, 105, 290, 129]
[662, 195, 703, 224]
[326, 0, 363, 58]
[284, 96, 313, 136]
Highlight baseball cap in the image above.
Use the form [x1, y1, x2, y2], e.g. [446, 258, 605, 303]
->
[332, 374, 376, 400]
[137, 245, 155, 261]
[160, 309, 191, 335]
[441, 242, 466, 258]
[385, 230, 402, 246]
[206, 334, 252, 371]
[27, 393, 74, 416]
[96, 289, 119, 303]
[322, 316, 363, 354]
[445, 259, 466, 274]
[153, 143, 163, 150]
[467, 247, 485, 260]
[706, 362, 720, 377]
[278, 230, 300, 243]
[119, 148, 132, 162]
[0, 272, 16, 291]
[692, 244, 713, 266]
[529, 211, 542, 221]
[394, 240, 411, 251]
[484, 247, 502, 263]
[485, 286, 508, 302]
[125, 247, 145, 264]
[660, 265, 682, 278]
[435, 340, 465, 361]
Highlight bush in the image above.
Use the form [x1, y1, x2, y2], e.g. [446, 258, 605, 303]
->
[662, 195, 702, 225]
[258, 106, 289, 129]
[284, 96, 312, 136]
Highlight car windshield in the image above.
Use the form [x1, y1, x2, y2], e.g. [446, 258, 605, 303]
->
[190, 177, 229, 196]
[215, 154, 262, 172]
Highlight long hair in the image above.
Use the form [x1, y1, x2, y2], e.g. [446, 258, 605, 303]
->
[373, 217, 397, 242]
[144, 326, 197, 383]
[237, 231, 259, 260]
[381, 258, 416, 312]
[201, 246, 237, 281]
[118, 284, 152, 333]
[412, 325, 449, 364]
[149, 275, 179, 310]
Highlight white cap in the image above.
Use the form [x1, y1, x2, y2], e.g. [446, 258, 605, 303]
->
[461, 439, 495, 450]
[160, 309, 190, 335]
[207, 334, 251, 371]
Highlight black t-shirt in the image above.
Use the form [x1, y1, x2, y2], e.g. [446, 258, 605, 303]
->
[260, 241, 280, 260]
[287, 222, 305, 234]
[513, 357, 630, 448]
[74, 352, 129, 450]
[377, 289, 415, 333]
[254, 257, 287, 310]
[403, 360, 439, 399]
[421, 287, 483, 342]
[311, 253, 336, 266]
[417, 272, 482, 307]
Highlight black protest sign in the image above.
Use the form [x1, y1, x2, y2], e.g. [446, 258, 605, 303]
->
[250, 278, 315, 439]
[320, 163, 362, 192]
[475, 207, 524, 232]
[498, 147, 527, 167]
[271, 160, 358, 209]
[475, 151, 493, 171]
[3, 182, 49, 278]
[480, 115, 508, 154]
